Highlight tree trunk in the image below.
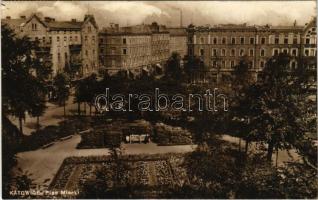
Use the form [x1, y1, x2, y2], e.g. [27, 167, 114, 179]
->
[245, 139, 249, 155]
[267, 141, 274, 162]
[239, 138, 242, 152]
[63, 101, 66, 118]
[36, 116, 40, 131]
[19, 117, 23, 135]
[275, 146, 279, 168]
[77, 102, 81, 116]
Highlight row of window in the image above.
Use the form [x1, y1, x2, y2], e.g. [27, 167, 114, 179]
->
[209, 60, 298, 69]
[195, 35, 317, 45]
[57, 49, 96, 62]
[197, 36, 263, 45]
[272, 48, 316, 56]
[198, 48, 304, 57]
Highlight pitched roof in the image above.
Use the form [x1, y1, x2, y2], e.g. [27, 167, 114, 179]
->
[46, 21, 83, 31]
[2, 18, 27, 29]
[167, 28, 187, 36]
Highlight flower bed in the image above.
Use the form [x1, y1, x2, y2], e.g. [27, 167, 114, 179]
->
[153, 123, 193, 145]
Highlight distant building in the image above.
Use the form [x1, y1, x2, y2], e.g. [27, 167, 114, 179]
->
[99, 22, 177, 76]
[2, 14, 99, 77]
[167, 27, 187, 58]
[187, 18, 317, 84]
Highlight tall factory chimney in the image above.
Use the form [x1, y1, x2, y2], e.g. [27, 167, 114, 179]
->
[180, 9, 183, 27]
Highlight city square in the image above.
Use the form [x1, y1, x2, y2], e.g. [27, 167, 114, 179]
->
[1, 1, 317, 199]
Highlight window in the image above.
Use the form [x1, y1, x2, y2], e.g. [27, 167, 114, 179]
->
[230, 61, 235, 68]
[213, 37, 217, 44]
[88, 26, 92, 32]
[31, 23, 37, 31]
[291, 49, 297, 56]
[221, 49, 226, 56]
[249, 49, 254, 56]
[123, 48, 127, 55]
[222, 61, 226, 68]
[64, 36, 67, 42]
[239, 49, 244, 56]
[260, 61, 265, 68]
[70, 36, 73, 42]
[65, 52, 68, 60]
[111, 60, 115, 67]
[212, 49, 217, 56]
[75, 36, 78, 41]
[49, 37, 52, 43]
[100, 38, 104, 43]
[231, 37, 236, 44]
[85, 50, 88, 56]
[93, 50, 95, 56]
[250, 37, 255, 44]
[291, 61, 297, 69]
[57, 36, 60, 42]
[123, 38, 126, 44]
[57, 53, 61, 62]
[293, 37, 298, 44]
[305, 38, 310, 44]
[222, 37, 226, 44]
[231, 49, 235, 56]
[42, 37, 45, 43]
[273, 49, 279, 56]
[200, 37, 204, 44]
[260, 49, 265, 57]
[282, 49, 288, 54]
[200, 49, 204, 56]
[85, 36, 88, 41]
[261, 37, 266, 44]
[275, 37, 279, 44]
[92, 36, 95, 42]
[284, 37, 288, 44]
[240, 37, 245, 44]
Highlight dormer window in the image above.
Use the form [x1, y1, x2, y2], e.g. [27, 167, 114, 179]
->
[88, 26, 92, 32]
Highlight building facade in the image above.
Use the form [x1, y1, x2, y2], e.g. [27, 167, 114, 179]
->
[187, 18, 317, 84]
[99, 23, 183, 76]
[3, 14, 99, 76]
[168, 27, 188, 58]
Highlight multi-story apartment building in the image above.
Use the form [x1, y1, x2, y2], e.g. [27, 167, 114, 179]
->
[2, 14, 99, 76]
[168, 27, 188, 58]
[99, 24, 152, 75]
[99, 22, 172, 76]
[187, 18, 317, 84]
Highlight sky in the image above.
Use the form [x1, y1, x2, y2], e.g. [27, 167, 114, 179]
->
[1, 1, 316, 27]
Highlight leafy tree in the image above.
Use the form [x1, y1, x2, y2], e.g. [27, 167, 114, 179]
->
[165, 52, 183, 81]
[53, 73, 70, 117]
[2, 24, 51, 134]
[230, 56, 255, 154]
[184, 55, 205, 83]
[248, 53, 313, 162]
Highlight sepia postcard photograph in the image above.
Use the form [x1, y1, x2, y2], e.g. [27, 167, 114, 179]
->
[1, 0, 317, 199]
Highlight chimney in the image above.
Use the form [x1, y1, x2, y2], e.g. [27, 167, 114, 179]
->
[20, 16, 26, 19]
[6, 16, 11, 19]
[180, 9, 183, 28]
[44, 17, 51, 22]
[71, 19, 76, 22]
